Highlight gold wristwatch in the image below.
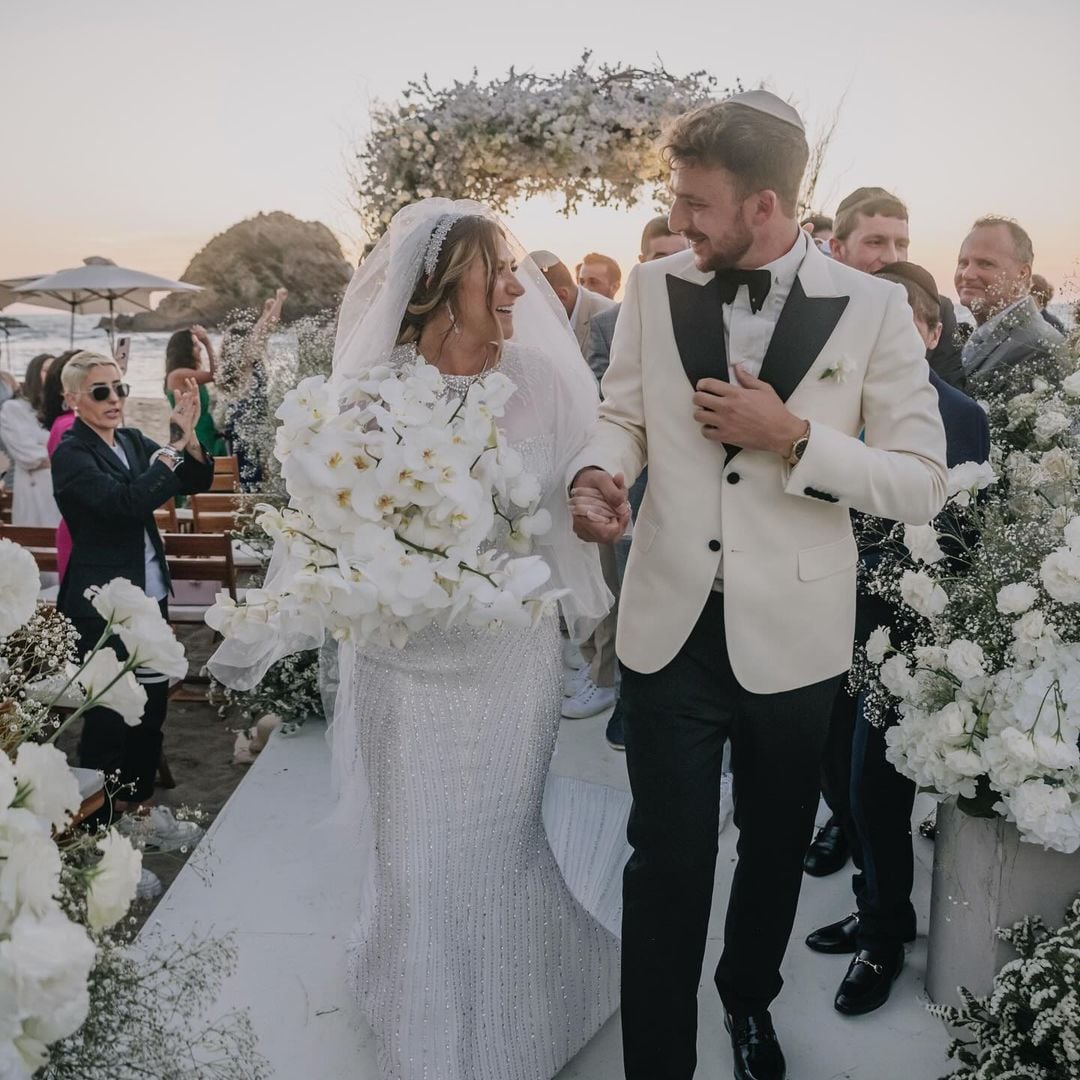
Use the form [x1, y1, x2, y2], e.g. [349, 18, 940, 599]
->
[785, 420, 811, 467]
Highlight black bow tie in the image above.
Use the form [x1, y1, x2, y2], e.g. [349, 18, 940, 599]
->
[713, 268, 773, 314]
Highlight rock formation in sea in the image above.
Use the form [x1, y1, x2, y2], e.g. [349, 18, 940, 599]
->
[118, 211, 352, 330]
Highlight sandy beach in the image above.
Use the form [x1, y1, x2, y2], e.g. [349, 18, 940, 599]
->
[124, 395, 171, 444]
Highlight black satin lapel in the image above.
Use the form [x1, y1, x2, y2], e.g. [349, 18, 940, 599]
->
[666, 275, 742, 461]
[757, 277, 850, 404]
[666, 274, 728, 388]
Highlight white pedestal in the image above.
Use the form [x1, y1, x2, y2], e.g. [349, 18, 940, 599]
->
[926, 797, 1080, 1006]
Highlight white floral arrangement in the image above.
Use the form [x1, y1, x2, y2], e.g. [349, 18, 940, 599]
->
[0, 543, 170, 1075]
[0, 542, 265, 1078]
[206, 358, 565, 652]
[353, 52, 721, 238]
[850, 341, 1080, 853]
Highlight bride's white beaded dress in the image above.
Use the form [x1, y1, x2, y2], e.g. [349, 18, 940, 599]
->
[342, 343, 622, 1079]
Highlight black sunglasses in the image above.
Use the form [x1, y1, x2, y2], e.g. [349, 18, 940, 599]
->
[87, 382, 131, 402]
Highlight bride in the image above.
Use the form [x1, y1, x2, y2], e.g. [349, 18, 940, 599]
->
[213, 200, 622, 1079]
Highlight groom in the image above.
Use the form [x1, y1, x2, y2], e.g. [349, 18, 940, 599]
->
[568, 91, 947, 1080]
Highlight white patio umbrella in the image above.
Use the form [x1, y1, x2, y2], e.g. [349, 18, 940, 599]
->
[14, 258, 201, 348]
[0, 276, 48, 311]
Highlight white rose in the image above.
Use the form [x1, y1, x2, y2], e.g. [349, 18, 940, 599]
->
[5, 906, 95, 1038]
[946, 639, 987, 680]
[1040, 548, 1080, 604]
[934, 700, 975, 738]
[76, 649, 146, 727]
[1065, 516, 1080, 552]
[946, 460, 996, 506]
[87, 578, 160, 631]
[1032, 733, 1080, 772]
[996, 583, 1039, 615]
[879, 654, 918, 701]
[1033, 409, 1070, 445]
[1061, 370, 1080, 399]
[86, 830, 142, 931]
[123, 621, 188, 679]
[865, 626, 893, 664]
[899, 570, 948, 619]
[0, 832, 61, 918]
[13, 743, 80, 832]
[0, 539, 40, 639]
[903, 524, 945, 564]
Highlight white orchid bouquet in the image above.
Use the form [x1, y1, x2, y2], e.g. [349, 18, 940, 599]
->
[206, 357, 565, 653]
[0, 540, 188, 1076]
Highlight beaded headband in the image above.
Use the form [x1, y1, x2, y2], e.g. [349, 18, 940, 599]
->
[423, 213, 468, 277]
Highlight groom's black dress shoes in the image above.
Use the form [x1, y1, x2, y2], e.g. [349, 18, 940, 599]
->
[802, 821, 849, 876]
[724, 1009, 786, 1080]
[834, 945, 905, 1016]
[805, 912, 859, 954]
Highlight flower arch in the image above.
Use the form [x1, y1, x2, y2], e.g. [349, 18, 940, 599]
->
[354, 54, 729, 239]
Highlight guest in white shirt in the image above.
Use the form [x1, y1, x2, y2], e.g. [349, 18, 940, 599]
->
[0, 353, 60, 526]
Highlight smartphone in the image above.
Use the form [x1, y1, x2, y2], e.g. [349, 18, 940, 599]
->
[113, 335, 131, 374]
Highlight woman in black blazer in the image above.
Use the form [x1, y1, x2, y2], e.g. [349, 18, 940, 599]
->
[51, 351, 213, 822]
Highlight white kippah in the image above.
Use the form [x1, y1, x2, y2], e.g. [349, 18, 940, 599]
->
[724, 89, 805, 132]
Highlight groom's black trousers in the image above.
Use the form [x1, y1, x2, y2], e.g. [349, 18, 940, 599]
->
[620, 592, 843, 1080]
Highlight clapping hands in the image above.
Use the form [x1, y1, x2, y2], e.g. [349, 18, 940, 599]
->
[168, 376, 201, 449]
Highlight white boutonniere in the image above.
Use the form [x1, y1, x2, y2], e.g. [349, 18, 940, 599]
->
[819, 356, 854, 383]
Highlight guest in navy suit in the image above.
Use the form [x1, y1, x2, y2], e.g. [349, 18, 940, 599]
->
[805, 262, 990, 1016]
[52, 352, 213, 820]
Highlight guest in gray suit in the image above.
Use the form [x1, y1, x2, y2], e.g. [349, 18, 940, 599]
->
[957, 216, 1064, 392]
[586, 217, 689, 385]
[528, 250, 614, 359]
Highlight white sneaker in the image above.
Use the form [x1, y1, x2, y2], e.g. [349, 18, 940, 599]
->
[718, 773, 734, 834]
[562, 678, 617, 719]
[135, 867, 163, 900]
[564, 664, 591, 698]
[562, 638, 586, 671]
[118, 806, 204, 854]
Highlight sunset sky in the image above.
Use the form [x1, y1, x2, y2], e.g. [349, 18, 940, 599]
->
[4, 0, 1078, 307]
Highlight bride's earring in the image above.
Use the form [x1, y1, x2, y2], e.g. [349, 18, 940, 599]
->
[446, 302, 461, 335]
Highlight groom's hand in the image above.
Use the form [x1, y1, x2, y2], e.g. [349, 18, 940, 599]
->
[570, 468, 630, 543]
[693, 365, 805, 455]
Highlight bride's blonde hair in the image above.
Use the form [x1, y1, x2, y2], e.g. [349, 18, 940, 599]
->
[396, 216, 505, 355]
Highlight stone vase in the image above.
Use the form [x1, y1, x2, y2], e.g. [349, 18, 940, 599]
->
[926, 796, 1080, 1006]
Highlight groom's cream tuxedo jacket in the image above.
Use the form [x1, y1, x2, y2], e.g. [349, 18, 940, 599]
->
[567, 242, 947, 694]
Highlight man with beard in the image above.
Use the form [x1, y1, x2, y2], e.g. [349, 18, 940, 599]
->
[957, 216, 1064, 392]
[568, 90, 946, 1080]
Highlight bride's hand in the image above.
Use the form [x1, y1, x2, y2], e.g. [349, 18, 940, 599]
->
[570, 469, 630, 544]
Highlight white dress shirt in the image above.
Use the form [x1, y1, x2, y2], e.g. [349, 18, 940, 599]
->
[722, 228, 809, 379]
[110, 440, 168, 601]
[713, 228, 810, 589]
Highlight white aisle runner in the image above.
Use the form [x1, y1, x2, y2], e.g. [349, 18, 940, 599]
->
[144, 716, 953, 1079]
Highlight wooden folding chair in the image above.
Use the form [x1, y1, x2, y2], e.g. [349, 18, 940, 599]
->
[210, 455, 240, 493]
[163, 531, 237, 701]
[190, 492, 254, 533]
[153, 498, 178, 534]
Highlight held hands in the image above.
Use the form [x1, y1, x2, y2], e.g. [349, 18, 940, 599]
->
[693, 365, 805, 455]
[191, 323, 211, 346]
[569, 469, 631, 544]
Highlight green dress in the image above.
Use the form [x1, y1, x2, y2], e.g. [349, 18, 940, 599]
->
[164, 382, 226, 456]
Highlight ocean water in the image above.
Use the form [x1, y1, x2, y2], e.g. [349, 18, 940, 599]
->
[1, 313, 187, 399]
